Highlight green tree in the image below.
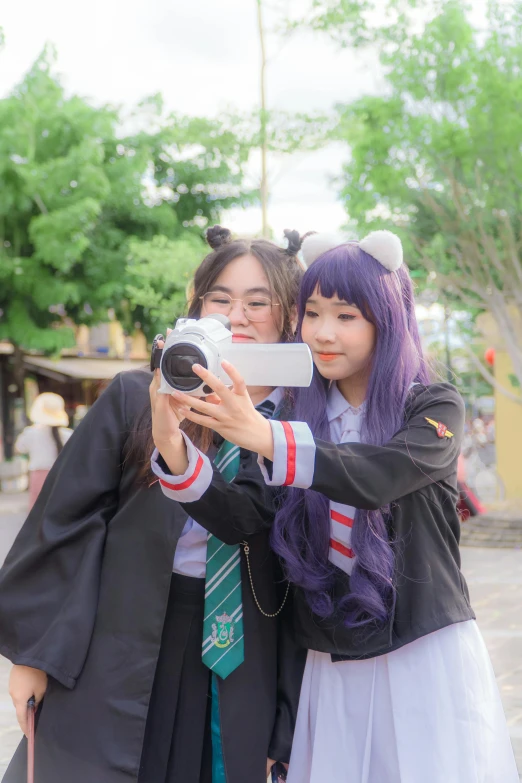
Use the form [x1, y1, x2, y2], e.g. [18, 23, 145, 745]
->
[0, 46, 256, 387]
[301, 1, 522, 401]
[289, 0, 428, 47]
[124, 234, 202, 333]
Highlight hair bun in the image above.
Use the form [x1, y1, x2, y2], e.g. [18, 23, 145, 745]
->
[206, 225, 232, 250]
[283, 229, 302, 255]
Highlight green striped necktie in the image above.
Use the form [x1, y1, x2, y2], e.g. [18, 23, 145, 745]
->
[201, 399, 275, 679]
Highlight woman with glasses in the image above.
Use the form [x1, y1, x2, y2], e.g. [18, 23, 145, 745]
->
[0, 226, 306, 783]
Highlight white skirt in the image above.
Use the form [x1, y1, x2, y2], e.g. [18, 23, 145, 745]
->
[287, 621, 519, 783]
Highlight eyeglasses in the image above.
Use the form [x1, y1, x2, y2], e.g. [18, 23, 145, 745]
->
[200, 291, 281, 323]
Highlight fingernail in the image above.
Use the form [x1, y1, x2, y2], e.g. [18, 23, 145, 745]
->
[193, 364, 202, 370]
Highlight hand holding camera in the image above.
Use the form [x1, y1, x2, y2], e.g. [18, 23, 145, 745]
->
[149, 335, 191, 474]
[169, 360, 275, 460]
[151, 314, 313, 398]
[150, 313, 313, 467]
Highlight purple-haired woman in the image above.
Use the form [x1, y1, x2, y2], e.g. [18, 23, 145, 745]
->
[154, 229, 519, 783]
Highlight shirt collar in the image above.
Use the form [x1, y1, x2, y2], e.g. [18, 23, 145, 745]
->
[327, 382, 365, 423]
[326, 382, 418, 426]
[262, 386, 284, 408]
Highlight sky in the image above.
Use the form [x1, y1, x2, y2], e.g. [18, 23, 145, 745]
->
[0, 0, 384, 240]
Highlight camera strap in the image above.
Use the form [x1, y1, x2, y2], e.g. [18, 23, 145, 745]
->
[150, 334, 164, 372]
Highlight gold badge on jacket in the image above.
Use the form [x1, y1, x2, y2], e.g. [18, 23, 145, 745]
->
[425, 417, 454, 439]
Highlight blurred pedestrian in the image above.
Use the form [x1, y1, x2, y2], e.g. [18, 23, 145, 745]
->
[72, 404, 89, 428]
[456, 454, 485, 521]
[15, 393, 73, 509]
[471, 417, 488, 447]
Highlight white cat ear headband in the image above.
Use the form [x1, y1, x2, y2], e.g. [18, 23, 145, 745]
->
[301, 229, 403, 272]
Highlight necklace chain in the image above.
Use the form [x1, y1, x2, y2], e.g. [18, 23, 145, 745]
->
[241, 542, 290, 618]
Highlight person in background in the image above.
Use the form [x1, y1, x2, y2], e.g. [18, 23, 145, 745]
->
[456, 453, 485, 521]
[72, 404, 89, 428]
[15, 392, 73, 509]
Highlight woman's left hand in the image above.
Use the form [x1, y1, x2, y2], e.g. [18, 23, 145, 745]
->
[266, 759, 289, 778]
[170, 361, 275, 460]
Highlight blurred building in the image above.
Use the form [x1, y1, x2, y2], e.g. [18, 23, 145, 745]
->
[476, 311, 522, 500]
[0, 324, 148, 460]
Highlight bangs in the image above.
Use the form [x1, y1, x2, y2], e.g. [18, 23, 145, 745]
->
[299, 245, 381, 322]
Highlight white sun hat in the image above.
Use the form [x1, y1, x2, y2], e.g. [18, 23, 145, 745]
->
[29, 392, 69, 427]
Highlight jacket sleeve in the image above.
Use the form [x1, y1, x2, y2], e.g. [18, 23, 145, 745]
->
[0, 374, 128, 689]
[153, 437, 277, 544]
[179, 450, 277, 544]
[268, 589, 307, 764]
[151, 434, 214, 503]
[262, 384, 465, 510]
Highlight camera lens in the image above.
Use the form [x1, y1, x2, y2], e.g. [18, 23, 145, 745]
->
[161, 343, 207, 391]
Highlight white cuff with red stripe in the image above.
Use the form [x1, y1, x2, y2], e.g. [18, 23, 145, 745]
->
[151, 432, 213, 503]
[258, 420, 316, 488]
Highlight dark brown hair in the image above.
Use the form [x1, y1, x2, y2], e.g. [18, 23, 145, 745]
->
[125, 226, 303, 482]
[188, 226, 301, 342]
[50, 426, 64, 455]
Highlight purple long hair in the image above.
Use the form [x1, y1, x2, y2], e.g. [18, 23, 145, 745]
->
[271, 243, 430, 628]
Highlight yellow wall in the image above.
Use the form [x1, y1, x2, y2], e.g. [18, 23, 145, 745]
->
[131, 330, 148, 358]
[494, 351, 522, 499]
[108, 321, 125, 356]
[74, 323, 148, 359]
[108, 322, 148, 358]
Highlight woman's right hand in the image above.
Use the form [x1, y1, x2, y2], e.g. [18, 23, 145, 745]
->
[149, 335, 190, 475]
[150, 368, 186, 449]
[9, 664, 48, 736]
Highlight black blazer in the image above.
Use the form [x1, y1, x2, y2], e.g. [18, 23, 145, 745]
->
[183, 383, 475, 661]
[0, 370, 304, 783]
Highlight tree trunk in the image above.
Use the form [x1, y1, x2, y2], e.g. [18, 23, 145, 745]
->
[1, 344, 26, 460]
[11, 344, 25, 397]
[256, 0, 269, 238]
[416, 184, 522, 403]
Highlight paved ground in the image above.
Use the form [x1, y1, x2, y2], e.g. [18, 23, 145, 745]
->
[0, 493, 521, 778]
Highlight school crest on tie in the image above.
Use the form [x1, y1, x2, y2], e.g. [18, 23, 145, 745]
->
[211, 612, 235, 649]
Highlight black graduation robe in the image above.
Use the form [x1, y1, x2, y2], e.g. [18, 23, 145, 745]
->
[0, 369, 304, 783]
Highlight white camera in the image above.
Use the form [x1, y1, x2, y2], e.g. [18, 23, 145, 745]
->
[152, 314, 313, 397]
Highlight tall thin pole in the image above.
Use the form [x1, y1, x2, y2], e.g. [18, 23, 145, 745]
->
[256, 0, 269, 237]
[444, 305, 453, 381]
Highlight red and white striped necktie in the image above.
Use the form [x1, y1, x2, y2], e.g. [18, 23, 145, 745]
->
[328, 417, 361, 576]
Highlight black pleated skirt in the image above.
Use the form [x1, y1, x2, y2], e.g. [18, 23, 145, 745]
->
[138, 573, 213, 783]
